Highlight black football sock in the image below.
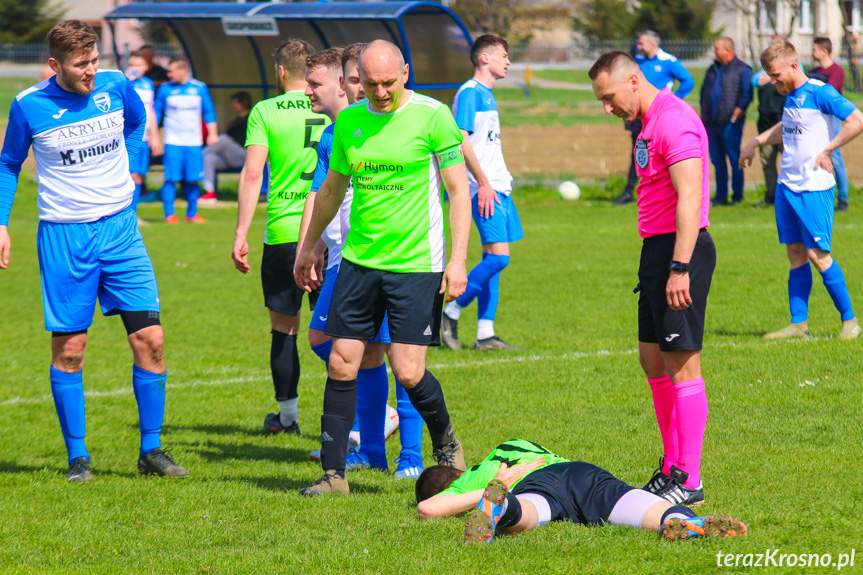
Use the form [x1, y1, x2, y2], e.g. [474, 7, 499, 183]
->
[497, 493, 524, 530]
[660, 505, 697, 526]
[270, 331, 299, 401]
[403, 370, 453, 448]
[319, 376, 357, 473]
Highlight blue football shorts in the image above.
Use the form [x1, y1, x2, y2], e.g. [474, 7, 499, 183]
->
[37, 206, 161, 332]
[472, 191, 524, 245]
[163, 144, 204, 183]
[775, 183, 834, 252]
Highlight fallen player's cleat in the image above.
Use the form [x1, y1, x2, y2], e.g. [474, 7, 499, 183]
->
[67, 456, 93, 483]
[433, 438, 466, 471]
[441, 314, 461, 350]
[264, 412, 300, 435]
[137, 448, 190, 477]
[839, 318, 862, 341]
[464, 479, 509, 545]
[474, 336, 522, 351]
[299, 470, 349, 496]
[384, 404, 400, 439]
[763, 324, 810, 340]
[663, 515, 748, 540]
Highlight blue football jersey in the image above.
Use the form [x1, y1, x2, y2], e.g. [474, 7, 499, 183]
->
[154, 79, 216, 147]
[779, 79, 857, 192]
[0, 69, 146, 224]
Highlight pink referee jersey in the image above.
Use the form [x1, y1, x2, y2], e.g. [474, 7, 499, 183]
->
[635, 88, 710, 238]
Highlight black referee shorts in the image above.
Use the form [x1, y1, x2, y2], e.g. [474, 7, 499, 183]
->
[636, 229, 716, 352]
[325, 259, 444, 346]
[511, 462, 635, 526]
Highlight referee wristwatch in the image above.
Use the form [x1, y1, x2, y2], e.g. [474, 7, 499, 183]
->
[670, 261, 690, 273]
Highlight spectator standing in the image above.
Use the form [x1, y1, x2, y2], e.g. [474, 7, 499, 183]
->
[751, 37, 789, 208]
[810, 37, 850, 211]
[700, 37, 753, 206]
[615, 31, 695, 206]
[200, 91, 253, 202]
[140, 44, 169, 90]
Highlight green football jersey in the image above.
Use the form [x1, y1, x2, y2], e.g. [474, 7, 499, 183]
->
[245, 90, 330, 244]
[440, 440, 570, 496]
[329, 92, 464, 273]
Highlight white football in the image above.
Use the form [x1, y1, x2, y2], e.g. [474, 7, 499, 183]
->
[558, 180, 580, 200]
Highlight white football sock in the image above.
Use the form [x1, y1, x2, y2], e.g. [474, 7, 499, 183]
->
[477, 319, 495, 340]
[278, 399, 298, 427]
[444, 302, 463, 320]
[608, 489, 666, 529]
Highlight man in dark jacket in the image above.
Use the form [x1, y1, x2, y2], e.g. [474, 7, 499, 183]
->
[700, 37, 753, 205]
[752, 65, 786, 206]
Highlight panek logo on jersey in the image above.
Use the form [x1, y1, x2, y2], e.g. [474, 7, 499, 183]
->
[58, 138, 120, 166]
[349, 161, 404, 174]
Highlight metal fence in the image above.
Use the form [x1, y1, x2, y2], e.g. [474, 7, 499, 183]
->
[508, 40, 715, 63]
[0, 43, 183, 65]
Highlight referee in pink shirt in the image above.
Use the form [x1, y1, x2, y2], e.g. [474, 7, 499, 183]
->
[590, 51, 715, 506]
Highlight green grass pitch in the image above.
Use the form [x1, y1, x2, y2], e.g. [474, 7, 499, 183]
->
[1, 180, 861, 573]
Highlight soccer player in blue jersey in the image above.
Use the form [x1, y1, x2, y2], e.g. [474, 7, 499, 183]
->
[0, 20, 188, 482]
[125, 50, 162, 224]
[154, 56, 218, 224]
[442, 35, 522, 351]
[298, 44, 424, 479]
[740, 40, 862, 340]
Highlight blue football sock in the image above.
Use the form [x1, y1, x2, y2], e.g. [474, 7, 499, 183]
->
[50, 366, 88, 465]
[311, 340, 333, 364]
[477, 265, 501, 321]
[788, 264, 813, 323]
[132, 365, 166, 455]
[161, 182, 177, 217]
[456, 253, 510, 309]
[395, 379, 423, 463]
[356, 363, 389, 469]
[820, 261, 855, 321]
[132, 183, 142, 211]
[184, 183, 201, 218]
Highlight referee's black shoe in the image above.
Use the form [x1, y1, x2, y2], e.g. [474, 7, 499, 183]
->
[656, 466, 704, 506]
[642, 457, 672, 494]
[441, 314, 461, 350]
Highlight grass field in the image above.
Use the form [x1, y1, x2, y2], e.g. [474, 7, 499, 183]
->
[1, 179, 861, 574]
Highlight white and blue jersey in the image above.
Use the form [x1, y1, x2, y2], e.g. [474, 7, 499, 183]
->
[310, 123, 348, 269]
[779, 79, 856, 193]
[634, 49, 695, 98]
[154, 79, 216, 147]
[130, 75, 156, 175]
[311, 121, 357, 270]
[131, 75, 156, 143]
[0, 70, 146, 225]
[452, 79, 513, 197]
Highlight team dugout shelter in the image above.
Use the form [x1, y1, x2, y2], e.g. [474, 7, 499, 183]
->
[105, 1, 474, 123]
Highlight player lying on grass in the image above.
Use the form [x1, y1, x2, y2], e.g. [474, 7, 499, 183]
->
[415, 439, 747, 543]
